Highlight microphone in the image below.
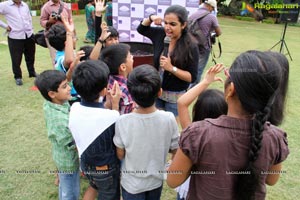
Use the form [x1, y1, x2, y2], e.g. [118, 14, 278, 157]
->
[163, 36, 170, 57]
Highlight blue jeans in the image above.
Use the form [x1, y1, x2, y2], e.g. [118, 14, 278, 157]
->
[156, 98, 178, 117]
[122, 185, 163, 200]
[81, 162, 120, 200]
[190, 49, 210, 88]
[58, 170, 80, 200]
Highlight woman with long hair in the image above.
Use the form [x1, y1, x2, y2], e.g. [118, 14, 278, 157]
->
[137, 5, 199, 120]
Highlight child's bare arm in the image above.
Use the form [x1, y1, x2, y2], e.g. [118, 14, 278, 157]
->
[116, 147, 125, 160]
[66, 50, 85, 82]
[266, 163, 283, 186]
[177, 64, 224, 129]
[90, 22, 110, 60]
[61, 15, 75, 68]
[167, 148, 192, 188]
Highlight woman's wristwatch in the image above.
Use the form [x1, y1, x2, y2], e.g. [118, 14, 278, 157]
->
[148, 14, 154, 23]
[172, 66, 178, 73]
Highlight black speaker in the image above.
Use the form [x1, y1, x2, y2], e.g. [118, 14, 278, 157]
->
[280, 0, 300, 23]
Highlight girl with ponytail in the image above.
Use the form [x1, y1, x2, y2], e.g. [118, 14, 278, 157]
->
[167, 51, 289, 200]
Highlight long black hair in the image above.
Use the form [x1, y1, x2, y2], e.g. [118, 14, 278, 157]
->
[246, 50, 289, 126]
[164, 5, 195, 70]
[228, 52, 281, 200]
[265, 51, 289, 125]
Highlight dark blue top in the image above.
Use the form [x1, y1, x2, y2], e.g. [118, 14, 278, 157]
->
[80, 100, 118, 166]
[137, 24, 165, 70]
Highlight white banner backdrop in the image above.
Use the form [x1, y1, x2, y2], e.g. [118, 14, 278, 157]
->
[112, 0, 200, 43]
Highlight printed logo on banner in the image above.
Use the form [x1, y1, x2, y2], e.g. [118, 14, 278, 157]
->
[144, 5, 157, 15]
[158, 0, 172, 5]
[157, 5, 169, 17]
[118, 17, 132, 30]
[118, 3, 131, 17]
[186, 0, 200, 7]
[130, 31, 144, 42]
[119, 31, 131, 42]
[131, 18, 143, 30]
[158, 8, 163, 14]
[131, 4, 145, 18]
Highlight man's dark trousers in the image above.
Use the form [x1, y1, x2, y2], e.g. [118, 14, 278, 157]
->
[7, 34, 36, 79]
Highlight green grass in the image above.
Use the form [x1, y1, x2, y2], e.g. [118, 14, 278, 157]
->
[0, 15, 299, 199]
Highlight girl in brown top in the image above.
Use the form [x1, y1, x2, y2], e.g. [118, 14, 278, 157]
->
[167, 51, 289, 200]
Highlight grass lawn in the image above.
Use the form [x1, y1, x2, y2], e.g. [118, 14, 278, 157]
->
[0, 15, 299, 199]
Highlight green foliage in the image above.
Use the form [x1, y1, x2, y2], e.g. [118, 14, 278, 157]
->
[218, 4, 239, 16]
[235, 15, 256, 21]
[288, 23, 300, 27]
[23, 0, 81, 11]
[224, 0, 299, 22]
[262, 17, 276, 24]
[24, 0, 48, 10]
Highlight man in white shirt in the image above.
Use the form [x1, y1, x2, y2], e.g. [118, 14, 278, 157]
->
[0, 0, 37, 86]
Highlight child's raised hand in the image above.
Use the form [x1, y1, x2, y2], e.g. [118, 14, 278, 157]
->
[95, 0, 107, 16]
[99, 22, 111, 41]
[106, 81, 121, 111]
[101, 21, 107, 29]
[110, 81, 121, 101]
[202, 63, 224, 85]
[75, 50, 86, 60]
[70, 50, 85, 69]
[61, 15, 74, 33]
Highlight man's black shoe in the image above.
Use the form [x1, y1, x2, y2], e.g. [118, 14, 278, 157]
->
[15, 78, 23, 86]
[29, 72, 38, 78]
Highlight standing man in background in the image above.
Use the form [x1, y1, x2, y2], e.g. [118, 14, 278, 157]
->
[190, 0, 221, 87]
[105, 0, 112, 26]
[84, 0, 95, 43]
[40, 0, 73, 68]
[0, 0, 37, 86]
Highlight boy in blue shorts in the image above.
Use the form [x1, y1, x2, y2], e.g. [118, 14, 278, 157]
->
[35, 70, 80, 200]
[113, 64, 179, 200]
[69, 60, 121, 200]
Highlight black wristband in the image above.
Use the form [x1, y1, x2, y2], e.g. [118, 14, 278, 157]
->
[98, 38, 105, 44]
[148, 14, 154, 23]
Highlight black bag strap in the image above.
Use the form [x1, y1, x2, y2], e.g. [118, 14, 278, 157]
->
[189, 11, 211, 49]
[190, 11, 210, 27]
[58, 2, 64, 15]
[211, 38, 222, 64]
